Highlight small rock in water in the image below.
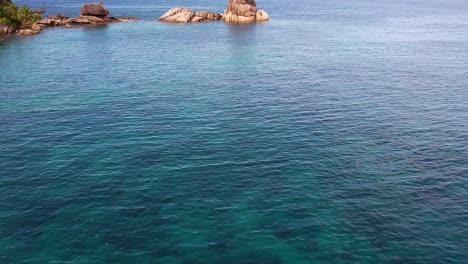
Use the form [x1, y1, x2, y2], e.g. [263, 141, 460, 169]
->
[9, 2, 138, 37]
[159, 7, 195, 23]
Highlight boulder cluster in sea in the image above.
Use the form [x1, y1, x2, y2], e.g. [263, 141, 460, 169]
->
[159, 0, 269, 23]
[2, 0, 269, 38]
[2, 2, 137, 36]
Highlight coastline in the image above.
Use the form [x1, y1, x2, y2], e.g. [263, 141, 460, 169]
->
[1, 0, 269, 39]
[1, 2, 139, 38]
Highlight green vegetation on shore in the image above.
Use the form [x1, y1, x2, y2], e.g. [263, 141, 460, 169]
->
[0, 2, 41, 27]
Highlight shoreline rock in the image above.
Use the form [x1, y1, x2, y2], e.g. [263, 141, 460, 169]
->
[0, 23, 15, 35]
[81, 2, 109, 17]
[159, 7, 222, 23]
[160, 0, 268, 24]
[2, 0, 270, 39]
[36, 14, 138, 28]
[16, 28, 40, 35]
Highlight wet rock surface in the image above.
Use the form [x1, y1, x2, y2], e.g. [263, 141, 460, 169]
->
[159, 7, 222, 23]
[81, 2, 109, 17]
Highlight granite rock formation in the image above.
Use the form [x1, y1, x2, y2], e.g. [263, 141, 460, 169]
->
[223, 0, 269, 23]
[16, 28, 40, 35]
[0, 23, 14, 35]
[37, 13, 137, 28]
[1, 2, 137, 37]
[159, 7, 222, 23]
[159, 0, 268, 24]
[81, 2, 109, 17]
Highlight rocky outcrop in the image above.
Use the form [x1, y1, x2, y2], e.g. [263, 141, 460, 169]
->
[159, 7, 222, 23]
[33, 8, 45, 14]
[223, 0, 257, 23]
[223, 0, 269, 23]
[36, 3, 137, 28]
[16, 28, 40, 35]
[1, 2, 138, 38]
[36, 14, 137, 27]
[159, 0, 268, 24]
[0, 23, 15, 35]
[81, 2, 109, 17]
[12, 22, 43, 35]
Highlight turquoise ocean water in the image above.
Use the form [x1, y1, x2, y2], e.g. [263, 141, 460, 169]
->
[1, 0, 468, 263]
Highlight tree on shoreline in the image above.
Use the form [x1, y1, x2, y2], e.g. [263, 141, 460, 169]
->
[0, 1, 41, 27]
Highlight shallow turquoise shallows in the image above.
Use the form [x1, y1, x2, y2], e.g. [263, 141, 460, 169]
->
[1, 0, 468, 263]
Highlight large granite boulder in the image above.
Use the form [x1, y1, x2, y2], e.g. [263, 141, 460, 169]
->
[223, 0, 269, 23]
[159, 7, 222, 23]
[159, 8, 195, 23]
[81, 2, 109, 17]
[195, 11, 223, 21]
[36, 14, 69, 26]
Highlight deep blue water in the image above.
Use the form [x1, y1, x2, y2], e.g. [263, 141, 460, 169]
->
[1, 0, 468, 263]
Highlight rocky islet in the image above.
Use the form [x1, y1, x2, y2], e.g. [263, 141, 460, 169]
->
[2, 0, 269, 38]
[159, 8, 223, 23]
[160, 0, 269, 23]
